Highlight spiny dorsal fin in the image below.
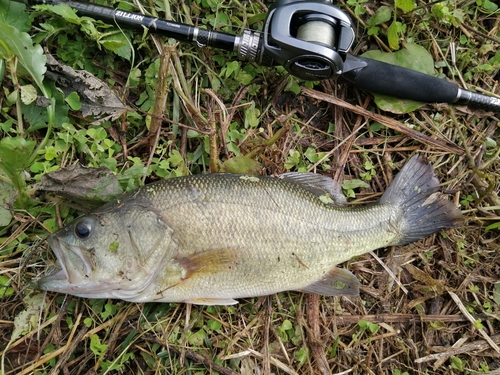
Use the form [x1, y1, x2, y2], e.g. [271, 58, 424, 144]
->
[279, 172, 347, 206]
[298, 266, 360, 296]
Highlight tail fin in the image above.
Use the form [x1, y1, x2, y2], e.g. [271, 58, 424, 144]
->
[380, 155, 462, 246]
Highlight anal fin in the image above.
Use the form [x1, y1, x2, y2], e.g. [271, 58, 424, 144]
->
[183, 297, 239, 305]
[299, 267, 360, 296]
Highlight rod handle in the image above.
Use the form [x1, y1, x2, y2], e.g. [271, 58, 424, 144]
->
[342, 55, 500, 112]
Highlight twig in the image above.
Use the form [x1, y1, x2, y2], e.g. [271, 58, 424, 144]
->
[147, 44, 172, 150]
[448, 291, 500, 354]
[34, 296, 74, 363]
[306, 293, 331, 375]
[49, 323, 89, 375]
[180, 303, 192, 367]
[246, 348, 300, 375]
[301, 87, 465, 155]
[221, 348, 300, 375]
[306, 97, 368, 175]
[263, 296, 271, 375]
[145, 336, 240, 375]
[369, 251, 409, 295]
[332, 95, 370, 181]
[203, 89, 226, 172]
[415, 333, 500, 365]
[14, 313, 83, 375]
[333, 311, 500, 325]
[244, 120, 292, 160]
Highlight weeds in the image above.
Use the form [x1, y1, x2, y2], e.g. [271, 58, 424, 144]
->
[0, 0, 499, 373]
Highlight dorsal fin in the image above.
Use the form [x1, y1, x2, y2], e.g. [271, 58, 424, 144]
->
[279, 172, 347, 206]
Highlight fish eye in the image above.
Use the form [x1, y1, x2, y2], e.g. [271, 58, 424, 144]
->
[75, 219, 93, 240]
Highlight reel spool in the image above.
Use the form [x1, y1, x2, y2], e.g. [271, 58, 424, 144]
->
[296, 14, 337, 47]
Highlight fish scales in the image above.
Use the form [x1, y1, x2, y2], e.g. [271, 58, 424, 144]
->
[38, 155, 462, 305]
[137, 174, 396, 301]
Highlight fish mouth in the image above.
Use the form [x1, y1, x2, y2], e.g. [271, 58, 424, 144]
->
[38, 234, 94, 293]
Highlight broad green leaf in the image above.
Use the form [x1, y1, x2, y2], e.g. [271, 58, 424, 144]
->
[24, 80, 69, 131]
[0, 275, 15, 297]
[9, 293, 45, 342]
[0, 0, 31, 32]
[0, 179, 16, 227]
[284, 78, 301, 94]
[485, 221, 500, 232]
[493, 282, 500, 305]
[79, 19, 102, 40]
[480, 0, 498, 12]
[35, 3, 80, 24]
[387, 21, 403, 50]
[90, 334, 109, 356]
[0, 23, 47, 92]
[0, 137, 36, 193]
[20, 84, 37, 105]
[366, 6, 392, 27]
[341, 179, 370, 190]
[244, 104, 260, 128]
[395, 0, 415, 13]
[361, 44, 435, 113]
[221, 156, 262, 175]
[65, 91, 82, 111]
[99, 33, 132, 61]
[36, 3, 131, 59]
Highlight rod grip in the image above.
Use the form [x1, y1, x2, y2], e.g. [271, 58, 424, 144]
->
[343, 56, 459, 103]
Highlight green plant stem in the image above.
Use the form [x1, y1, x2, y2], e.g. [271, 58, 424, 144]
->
[244, 124, 290, 160]
[27, 96, 54, 167]
[148, 44, 172, 148]
[0, 59, 5, 83]
[480, 145, 500, 170]
[163, 0, 172, 19]
[171, 50, 207, 127]
[450, 110, 498, 208]
[8, 57, 24, 136]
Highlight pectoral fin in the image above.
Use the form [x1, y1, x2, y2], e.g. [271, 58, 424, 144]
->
[174, 248, 239, 280]
[299, 267, 360, 296]
[182, 297, 239, 305]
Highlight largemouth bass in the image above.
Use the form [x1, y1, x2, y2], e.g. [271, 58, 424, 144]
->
[38, 155, 462, 305]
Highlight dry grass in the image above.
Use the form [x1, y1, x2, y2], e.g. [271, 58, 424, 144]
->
[1, 0, 499, 374]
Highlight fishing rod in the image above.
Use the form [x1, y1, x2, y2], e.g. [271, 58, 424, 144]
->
[21, 0, 500, 112]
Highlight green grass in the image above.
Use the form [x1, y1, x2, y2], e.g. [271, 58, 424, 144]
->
[0, 0, 499, 373]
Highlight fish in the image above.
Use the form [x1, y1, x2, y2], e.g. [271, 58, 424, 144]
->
[38, 155, 462, 305]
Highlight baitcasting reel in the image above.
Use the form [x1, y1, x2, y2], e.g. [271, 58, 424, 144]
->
[258, 0, 356, 80]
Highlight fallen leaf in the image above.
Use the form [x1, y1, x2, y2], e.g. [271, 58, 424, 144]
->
[45, 53, 127, 122]
[361, 44, 435, 113]
[39, 164, 123, 210]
